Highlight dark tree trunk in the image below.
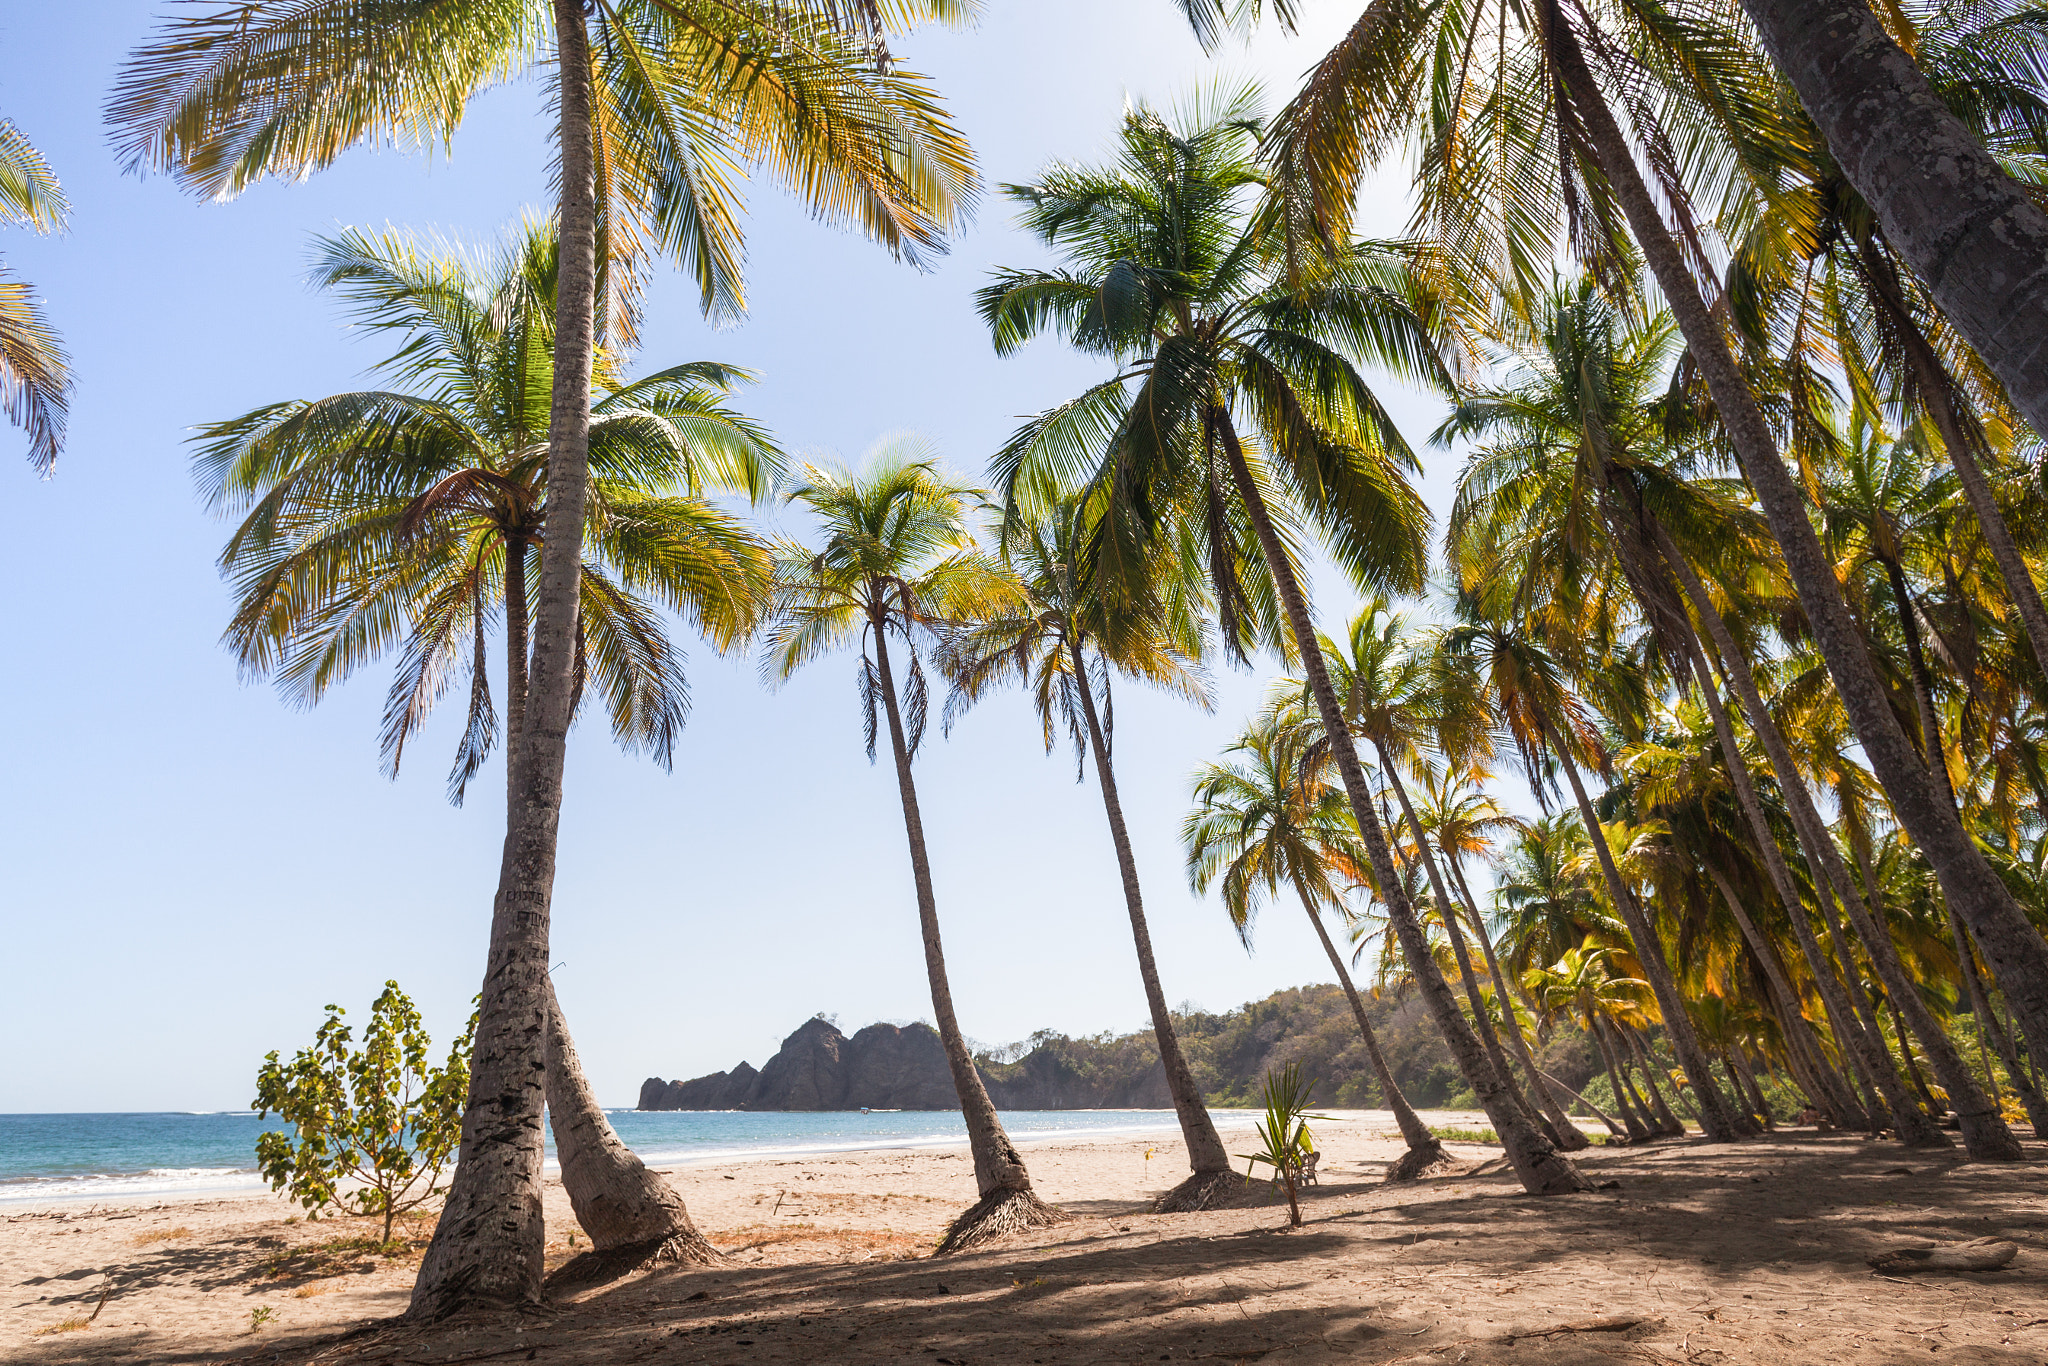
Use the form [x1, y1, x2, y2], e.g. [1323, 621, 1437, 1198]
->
[1373, 746, 1566, 1146]
[1288, 879, 1445, 1164]
[543, 981, 718, 1281]
[1550, 10, 2048, 1077]
[410, 3, 598, 1317]
[1732, 1048, 1774, 1128]
[1552, 748, 1743, 1139]
[1623, 1027, 1687, 1136]
[1703, 860, 1866, 1129]
[870, 619, 1063, 1252]
[1855, 239, 2048, 682]
[1539, 1066, 1630, 1141]
[1594, 1019, 1652, 1141]
[1067, 638, 1238, 1210]
[1217, 421, 1588, 1195]
[1953, 908, 2048, 1135]
[1738, 0, 2048, 446]
[1444, 850, 1588, 1146]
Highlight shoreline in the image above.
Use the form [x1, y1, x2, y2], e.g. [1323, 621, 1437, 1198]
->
[0, 1106, 1356, 1214]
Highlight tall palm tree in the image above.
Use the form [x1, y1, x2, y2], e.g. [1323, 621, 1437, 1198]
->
[1316, 602, 1583, 1147]
[767, 441, 1063, 1253]
[1185, 710, 1446, 1177]
[982, 85, 1587, 1195]
[1526, 943, 1660, 1141]
[199, 218, 776, 1267]
[1233, 0, 2048, 1076]
[940, 496, 1241, 1210]
[111, 0, 978, 1311]
[0, 118, 67, 473]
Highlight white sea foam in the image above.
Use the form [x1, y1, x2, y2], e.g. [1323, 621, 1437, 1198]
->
[0, 1166, 267, 1205]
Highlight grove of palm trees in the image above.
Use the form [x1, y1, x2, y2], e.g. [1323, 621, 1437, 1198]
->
[10, 0, 2048, 1362]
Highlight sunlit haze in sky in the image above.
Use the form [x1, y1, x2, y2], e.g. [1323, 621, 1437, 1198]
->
[0, 3, 1491, 1112]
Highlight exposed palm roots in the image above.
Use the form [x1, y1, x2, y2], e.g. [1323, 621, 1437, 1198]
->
[544, 1228, 723, 1291]
[935, 1187, 1070, 1255]
[1384, 1138, 1452, 1182]
[1152, 1167, 1246, 1213]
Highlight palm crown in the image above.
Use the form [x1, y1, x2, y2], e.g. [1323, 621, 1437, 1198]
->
[197, 217, 779, 801]
[979, 84, 1442, 652]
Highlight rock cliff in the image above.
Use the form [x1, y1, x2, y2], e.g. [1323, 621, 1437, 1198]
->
[638, 1015, 1170, 1111]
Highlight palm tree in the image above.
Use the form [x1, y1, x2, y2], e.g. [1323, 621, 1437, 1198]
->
[939, 495, 1240, 1210]
[767, 441, 1063, 1253]
[1316, 602, 1583, 1147]
[1442, 606, 1750, 1139]
[112, 0, 978, 1311]
[199, 218, 774, 1268]
[1526, 944, 1658, 1141]
[1736, 0, 2048, 441]
[1234, 0, 2048, 1079]
[1185, 710, 1446, 1178]
[0, 118, 67, 473]
[982, 86, 1587, 1195]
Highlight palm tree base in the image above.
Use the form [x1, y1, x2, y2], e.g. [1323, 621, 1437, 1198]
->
[934, 1187, 1070, 1255]
[1152, 1167, 1246, 1213]
[1384, 1138, 1452, 1182]
[543, 1228, 724, 1292]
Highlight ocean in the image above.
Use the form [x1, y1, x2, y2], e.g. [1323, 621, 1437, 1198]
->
[0, 1108, 1262, 1207]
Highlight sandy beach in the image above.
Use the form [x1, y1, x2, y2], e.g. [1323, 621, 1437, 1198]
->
[7, 1112, 2046, 1365]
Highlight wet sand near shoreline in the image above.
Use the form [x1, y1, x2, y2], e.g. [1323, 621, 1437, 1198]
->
[7, 1117, 2047, 1365]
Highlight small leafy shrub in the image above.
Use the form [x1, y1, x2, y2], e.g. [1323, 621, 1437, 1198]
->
[249, 1306, 276, 1333]
[253, 982, 475, 1242]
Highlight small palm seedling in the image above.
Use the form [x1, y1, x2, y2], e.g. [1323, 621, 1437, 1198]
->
[1237, 1064, 1330, 1228]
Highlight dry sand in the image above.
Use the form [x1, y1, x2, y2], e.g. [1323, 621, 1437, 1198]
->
[7, 1114, 2047, 1365]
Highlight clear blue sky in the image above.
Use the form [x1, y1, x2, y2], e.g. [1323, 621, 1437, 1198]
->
[0, 3, 1482, 1112]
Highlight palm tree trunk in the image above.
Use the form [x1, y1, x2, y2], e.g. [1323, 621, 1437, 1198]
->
[543, 980, 718, 1279]
[505, 533, 530, 761]
[1854, 240, 2048, 682]
[1551, 747, 1744, 1139]
[1953, 908, 2048, 1134]
[1655, 529, 1958, 1148]
[1443, 852, 1588, 1147]
[1287, 878, 1444, 1165]
[1731, 1049, 1773, 1129]
[1066, 638, 1237, 1208]
[870, 618, 1062, 1252]
[1738, 0, 2048, 442]
[1372, 747, 1569, 1147]
[411, 3, 598, 1316]
[1701, 860, 1868, 1128]
[1623, 1027, 1687, 1135]
[1593, 1019, 1651, 1141]
[1548, 11, 2048, 1070]
[1883, 989, 1943, 1118]
[1217, 420, 1589, 1196]
[1538, 1066, 1629, 1141]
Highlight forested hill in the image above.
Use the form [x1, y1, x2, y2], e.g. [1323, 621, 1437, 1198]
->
[638, 984, 1602, 1112]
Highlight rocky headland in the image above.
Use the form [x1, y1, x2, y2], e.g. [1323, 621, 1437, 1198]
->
[638, 1016, 1173, 1111]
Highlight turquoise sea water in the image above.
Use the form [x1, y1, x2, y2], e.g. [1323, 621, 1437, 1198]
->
[0, 1109, 1260, 1206]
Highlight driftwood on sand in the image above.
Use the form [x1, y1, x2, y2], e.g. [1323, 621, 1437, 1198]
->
[1869, 1237, 2019, 1273]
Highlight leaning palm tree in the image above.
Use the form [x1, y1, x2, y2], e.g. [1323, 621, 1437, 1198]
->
[0, 117, 67, 473]
[1186, 708, 1446, 1179]
[982, 85, 1587, 1195]
[112, 0, 978, 1311]
[767, 440, 1062, 1253]
[199, 218, 776, 1270]
[940, 495, 1240, 1210]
